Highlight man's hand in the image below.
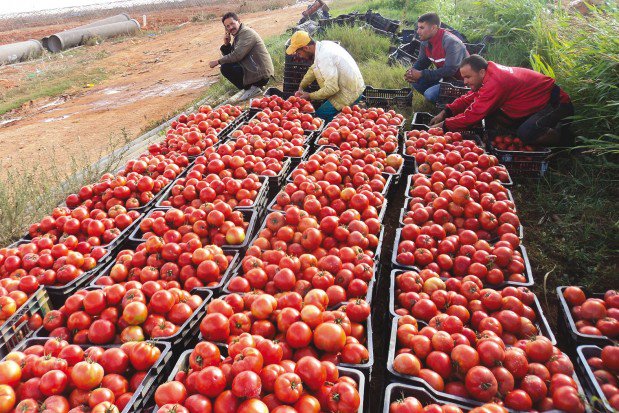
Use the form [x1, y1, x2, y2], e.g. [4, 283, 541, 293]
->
[209, 60, 219, 69]
[224, 32, 231, 45]
[433, 121, 444, 130]
[295, 90, 311, 100]
[404, 68, 422, 83]
[430, 110, 446, 125]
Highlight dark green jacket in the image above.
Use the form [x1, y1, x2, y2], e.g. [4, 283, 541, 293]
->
[219, 24, 274, 86]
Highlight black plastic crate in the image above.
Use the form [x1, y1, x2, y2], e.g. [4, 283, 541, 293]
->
[155, 166, 269, 215]
[576, 345, 615, 413]
[366, 10, 400, 33]
[382, 383, 479, 412]
[388, 46, 417, 67]
[436, 80, 471, 109]
[387, 313, 560, 397]
[156, 348, 366, 413]
[400, 29, 417, 44]
[410, 110, 486, 143]
[391, 228, 535, 288]
[128, 208, 259, 252]
[464, 42, 486, 56]
[364, 86, 412, 108]
[490, 143, 551, 178]
[7, 338, 173, 413]
[556, 286, 615, 346]
[37, 245, 115, 309]
[0, 288, 52, 358]
[34, 288, 213, 351]
[388, 263, 543, 321]
[90, 248, 240, 294]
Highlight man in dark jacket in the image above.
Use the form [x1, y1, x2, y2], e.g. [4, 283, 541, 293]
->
[209, 12, 275, 102]
[430, 55, 574, 146]
[405, 13, 468, 103]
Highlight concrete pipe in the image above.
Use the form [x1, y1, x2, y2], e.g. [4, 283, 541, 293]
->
[42, 14, 131, 51]
[0, 39, 43, 65]
[47, 19, 140, 53]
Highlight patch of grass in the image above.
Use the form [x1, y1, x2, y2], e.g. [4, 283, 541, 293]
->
[239, 0, 297, 13]
[358, 59, 407, 89]
[0, 66, 109, 116]
[191, 12, 217, 23]
[513, 156, 619, 291]
[0, 132, 132, 247]
[318, 24, 393, 62]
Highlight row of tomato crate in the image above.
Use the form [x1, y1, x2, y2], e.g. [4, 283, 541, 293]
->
[406, 112, 551, 178]
[3, 285, 614, 412]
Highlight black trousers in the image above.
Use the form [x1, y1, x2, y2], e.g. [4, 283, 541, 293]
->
[486, 86, 574, 145]
[220, 63, 269, 90]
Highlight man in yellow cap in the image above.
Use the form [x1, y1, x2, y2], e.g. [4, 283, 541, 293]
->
[286, 31, 365, 121]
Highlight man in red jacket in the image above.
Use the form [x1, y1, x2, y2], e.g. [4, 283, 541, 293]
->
[405, 13, 468, 103]
[430, 55, 574, 145]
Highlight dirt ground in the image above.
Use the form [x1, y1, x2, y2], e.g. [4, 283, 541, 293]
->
[0, 1, 307, 175]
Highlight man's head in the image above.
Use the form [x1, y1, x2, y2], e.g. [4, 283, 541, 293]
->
[222, 12, 241, 36]
[460, 55, 489, 91]
[417, 13, 441, 41]
[286, 31, 316, 60]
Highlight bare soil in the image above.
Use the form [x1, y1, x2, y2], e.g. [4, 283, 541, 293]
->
[0, 1, 306, 175]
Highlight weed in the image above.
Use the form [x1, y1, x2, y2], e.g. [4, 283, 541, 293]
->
[0, 67, 109, 116]
[0, 132, 132, 247]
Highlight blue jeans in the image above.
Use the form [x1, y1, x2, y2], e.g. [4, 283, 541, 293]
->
[412, 78, 440, 103]
[315, 95, 363, 122]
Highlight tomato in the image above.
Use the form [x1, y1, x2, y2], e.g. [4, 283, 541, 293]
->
[465, 366, 498, 401]
[91, 401, 120, 413]
[88, 388, 115, 408]
[129, 342, 160, 370]
[189, 342, 220, 370]
[313, 323, 346, 353]
[389, 396, 423, 413]
[155, 381, 187, 407]
[71, 360, 104, 390]
[0, 384, 16, 412]
[273, 372, 303, 404]
[393, 353, 421, 376]
[327, 382, 360, 413]
[196, 367, 226, 398]
[158, 404, 189, 413]
[0, 360, 21, 386]
[213, 390, 241, 413]
[551, 386, 585, 413]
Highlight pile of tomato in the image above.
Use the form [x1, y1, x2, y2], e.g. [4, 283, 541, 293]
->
[40, 284, 205, 343]
[157, 167, 265, 211]
[0, 94, 607, 413]
[584, 345, 619, 409]
[317, 106, 403, 153]
[561, 287, 619, 338]
[149, 104, 244, 157]
[404, 128, 510, 183]
[155, 343, 361, 413]
[0, 338, 162, 413]
[492, 135, 536, 152]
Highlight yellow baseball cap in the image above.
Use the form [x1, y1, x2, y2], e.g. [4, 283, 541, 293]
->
[286, 31, 312, 55]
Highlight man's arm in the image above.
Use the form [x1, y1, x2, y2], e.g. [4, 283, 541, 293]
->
[420, 37, 467, 82]
[299, 65, 317, 91]
[220, 44, 233, 55]
[444, 86, 503, 130]
[413, 44, 430, 71]
[308, 62, 340, 101]
[445, 91, 477, 116]
[218, 31, 257, 65]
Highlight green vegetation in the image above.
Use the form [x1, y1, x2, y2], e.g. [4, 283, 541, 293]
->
[0, 133, 131, 246]
[0, 66, 108, 116]
[328, 0, 618, 290]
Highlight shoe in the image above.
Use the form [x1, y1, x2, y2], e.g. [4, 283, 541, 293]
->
[228, 89, 246, 103]
[237, 86, 263, 102]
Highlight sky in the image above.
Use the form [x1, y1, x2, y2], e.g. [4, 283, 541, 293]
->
[0, 0, 181, 17]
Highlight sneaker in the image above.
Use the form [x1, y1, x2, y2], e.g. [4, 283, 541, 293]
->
[237, 86, 263, 102]
[228, 89, 246, 103]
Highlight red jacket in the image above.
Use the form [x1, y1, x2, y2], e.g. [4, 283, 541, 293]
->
[444, 62, 571, 131]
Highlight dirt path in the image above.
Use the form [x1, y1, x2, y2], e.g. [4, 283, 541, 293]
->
[0, 3, 306, 175]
